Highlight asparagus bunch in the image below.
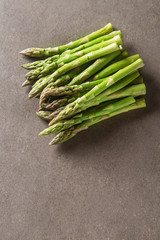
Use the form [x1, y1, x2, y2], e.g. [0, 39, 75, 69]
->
[21, 23, 146, 145]
[49, 98, 146, 145]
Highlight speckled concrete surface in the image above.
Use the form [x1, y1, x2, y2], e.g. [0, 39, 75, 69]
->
[0, 0, 160, 239]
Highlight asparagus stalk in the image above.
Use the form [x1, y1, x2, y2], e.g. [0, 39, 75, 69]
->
[59, 30, 121, 58]
[25, 61, 57, 81]
[48, 72, 141, 125]
[47, 43, 120, 82]
[40, 63, 138, 108]
[51, 74, 143, 116]
[36, 111, 52, 121]
[41, 98, 70, 111]
[110, 50, 129, 63]
[57, 35, 122, 65]
[68, 50, 121, 85]
[41, 92, 85, 111]
[49, 98, 146, 144]
[40, 97, 135, 135]
[52, 62, 92, 87]
[53, 50, 124, 87]
[40, 67, 139, 106]
[99, 83, 146, 101]
[89, 54, 140, 81]
[130, 76, 143, 85]
[40, 79, 104, 103]
[22, 79, 34, 87]
[32, 76, 45, 88]
[75, 50, 129, 87]
[69, 30, 122, 54]
[49, 107, 65, 120]
[23, 57, 86, 87]
[48, 83, 146, 123]
[28, 43, 120, 98]
[41, 70, 140, 113]
[35, 93, 41, 99]
[21, 55, 59, 69]
[68, 49, 128, 86]
[20, 23, 113, 57]
[54, 59, 144, 122]
[30, 65, 79, 89]
[26, 36, 122, 81]
[75, 83, 146, 117]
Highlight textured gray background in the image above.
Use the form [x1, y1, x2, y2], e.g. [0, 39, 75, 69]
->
[1, 0, 160, 239]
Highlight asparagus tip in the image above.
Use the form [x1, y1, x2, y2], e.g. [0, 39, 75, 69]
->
[20, 48, 34, 56]
[48, 119, 56, 126]
[49, 139, 56, 146]
[20, 50, 27, 55]
[21, 80, 30, 87]
[39, 129, 50, 135]
[28, 93, 32, 99]
[21, 83, 26, 87]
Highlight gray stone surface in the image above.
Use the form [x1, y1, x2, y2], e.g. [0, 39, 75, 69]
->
[0, 0, 160, 239]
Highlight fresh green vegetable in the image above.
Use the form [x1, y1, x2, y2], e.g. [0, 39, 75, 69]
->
[21, 55, 59, 69]
[40, 97, 135, 135]
[53, 59, 144, 122]
[28, 43, 120, 98]
[20, 23, 113, 57]
[49, 98, 146, 144]
[20, 23, 146, 145]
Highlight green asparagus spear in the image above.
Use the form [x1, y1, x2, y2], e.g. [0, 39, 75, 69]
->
[41, 98, 69, 111]
[20, 23, 113, 57]
[49, 107, 65, 119]
[49, 98, 146, 144]
[21, 55, 59, 69]
[69, 30, 122, 54]
[40, 70, 140, 113]
[31, 61, 90, 90]
[110, 50, 129, 63]
[32, 76, 46, 88]
[69, 50, 128, 87]
[26, 36, 122, 82]
[47, 43, 120, 82]
[59, 30, 121, 58]
[130, 76, 143, 85]
[54, 59, 144, 122]
[25, 61, 57, 81]
[48, 83, 146, 124]
[41, 64, 138, 108]
[40, 97, 135, 135]
[97, 83, 146, 101]
[68, 50, 121, 85]
[35, 93, 41, 99]
[36, 111, 53, 121]
[40, 68, 139, 106]
[21, 79, 34, 87]
[75, 83, 146, 118]
[89, 54, 140, 81]
[28, 43, 120, 98]
[68, 50, 130, 86]
[41, 91, 85, 111]
[23, 57, 87, 87]
[40, 79, 104, 103]
[52, 62, 92, 87]
[57, 35, 122, 65]
[48, 71, 141, 125]
[48, 84, 146, 126]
